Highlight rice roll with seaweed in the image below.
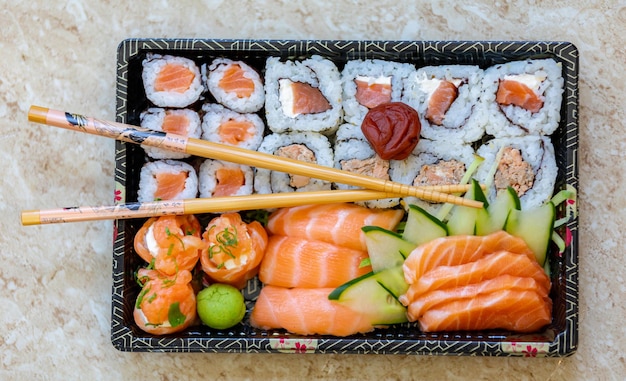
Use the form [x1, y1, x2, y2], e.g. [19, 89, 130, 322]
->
[198, 159, 254, 198]
[402, 65, 486, 143]
[254, 132, 334, 194]
[138, 160, 198, 202]
[482, 58, 564, 137]
[142, 54, 203, 108]
[139, 108, 201, 159]
[474, 135, 557, 210]
[203, 58, 265, 113]
[201, 103, 264, 151]
[264, 55, 342, 135]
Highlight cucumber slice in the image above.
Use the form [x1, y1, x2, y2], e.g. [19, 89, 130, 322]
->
[362, 226, 416, 273]
[505, 201, 555, 266]
[402, 204, 448, 246]
[476, 186, 520, 235]
[328, 269, 408, 325]
[447, 179, 488, 236]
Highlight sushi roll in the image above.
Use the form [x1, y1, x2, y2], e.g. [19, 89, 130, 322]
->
[201, 103, 264, 151]
[142, 54, 203, 108]
[264, 55, 342, 135]
[390, 139, 476, 215]
[341, 59, 414, 126]
[334, 123, 399, 209]
[139, 108, 201, 159]
[474, 135, 558, 210]
[137, 159, 198, 202]
[198, 159, 254, 198]
[482, 58, 564, 137]
[203, 58, 265, 113]
[402, 65, 486, 143]
[254, 132, 334, 194]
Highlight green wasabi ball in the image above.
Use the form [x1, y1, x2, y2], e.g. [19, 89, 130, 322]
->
[196, 283, 246, 330]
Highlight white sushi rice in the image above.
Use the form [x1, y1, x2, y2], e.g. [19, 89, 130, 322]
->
[201, 103, 264, 151]
[341, 59, 415, 126]
[142, 54, 203, 108]
[203, 58, 265, 113]
[402, 65, 487, 144]
[139, 108, 201, 159]
[137, 160, 198, 202]
[474, 135, 558, 210]
[390, 139, 476, 215]
[264, 55, 343, 135]
[482, 58, 564, 137]
[254, 131, 334, 194]
[198, 159, 254, 198]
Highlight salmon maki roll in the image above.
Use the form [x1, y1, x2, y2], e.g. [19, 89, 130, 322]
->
[198, 159, 254, 198]
[133, 269, 197, 335]
[134, 215, 205, 276]
[203, 58, 265, 113]
[266, 203, 404, 252]
[200, 212, 268, 289]
[201, 103, 264, 151]
[137, 160, 198, 202]
[259, 235, 372, 288]
[140, 108, 202, 159]
[142, 54, 203, 108]
[249, 285, 375, 336]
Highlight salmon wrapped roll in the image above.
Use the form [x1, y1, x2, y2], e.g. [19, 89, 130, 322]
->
[134, 215, 205, 276]
[133, 269, 197, 335]
[200, 213, 268, 289]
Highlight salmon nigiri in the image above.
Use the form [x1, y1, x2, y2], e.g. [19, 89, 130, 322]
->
[249, 285, 375, 336]
[134, 215, 205, 276]
[133, 269, 197, 335]
[266, 203, 404, 252]
[200, 212, 268, 289]
[259, 235, 372, 288]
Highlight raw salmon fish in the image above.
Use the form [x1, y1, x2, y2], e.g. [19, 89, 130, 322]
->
[259, 235, 372, 288]
[354, 77, 392, 109]
[217, 119, 255, 146]
[213, 167, 246, 197]
[162, 111, 190, 135]
[282, 80, 331, 115]
[154, 63, 196, 93]
[426, 80, 458, 125]
[154, 171, 189, 200]
[496, 79, 543, 113]
[218, 63, 255, 98]
[266, 203, 404, 252]
[249, 285, 375, 336]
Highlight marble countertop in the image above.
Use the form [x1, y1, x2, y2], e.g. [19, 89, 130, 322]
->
[1, 1, 624, 379]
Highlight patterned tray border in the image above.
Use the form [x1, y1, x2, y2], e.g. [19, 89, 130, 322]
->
[111, 39, 579, 356]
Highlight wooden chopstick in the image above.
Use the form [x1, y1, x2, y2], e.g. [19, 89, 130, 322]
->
[21, 188, 472, 225]
[27, 106, 483, 209]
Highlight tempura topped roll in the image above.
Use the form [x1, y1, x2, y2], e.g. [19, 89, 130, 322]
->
[203, 58, 265, 113]
[140, 108, 201, 159]
[142, 54, 203, 108]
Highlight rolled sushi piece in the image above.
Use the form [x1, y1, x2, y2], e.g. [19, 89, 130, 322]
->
[198, 159, 254, 198]
[390, 139, 476, 215]
[139, 108, 202, 159]
[474, 135, 557, 210]
[402, 65, 486, 144]
[341, 59, 414, 126]
[482, 58, 564, 137]
[201, 103, 264, 151]
[254, 131, 334, 194]
[142, 54, 203, 108]
[264, 55, 342, 135]
[137, 159, 198, 202]
[333, 123, 398, 209]
[203, 58, 265, 113]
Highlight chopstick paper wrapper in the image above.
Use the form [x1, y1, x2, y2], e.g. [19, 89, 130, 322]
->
[28, 106, 482, 208]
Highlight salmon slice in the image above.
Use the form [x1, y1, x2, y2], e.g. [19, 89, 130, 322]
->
[405, 274, 548, 320]
[426, 80, 458, 125]
[402, 231, 535, 284]
[259, 235, 371, 288]
[266, 203, 405, 252]
[213, 167, 245, 197]
[354, 78, 392, 109]
[154, 63, 196, 93]
[217, 119, 254, 146]
[418, 288, 552, 333]
[496, 79, 543, 113]
[400, 250, 550, 304]
[218, 64, 255, 98]
[290, 81, 331, 115]
[154, 171, 188, 200]
[161, 111, 190, 135]
[249, 285, 375, 336]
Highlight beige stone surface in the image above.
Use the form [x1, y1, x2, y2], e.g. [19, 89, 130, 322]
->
[1, 0, 624, 379]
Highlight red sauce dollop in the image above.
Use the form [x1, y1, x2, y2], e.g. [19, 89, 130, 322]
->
[361, 102, 421, 160]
